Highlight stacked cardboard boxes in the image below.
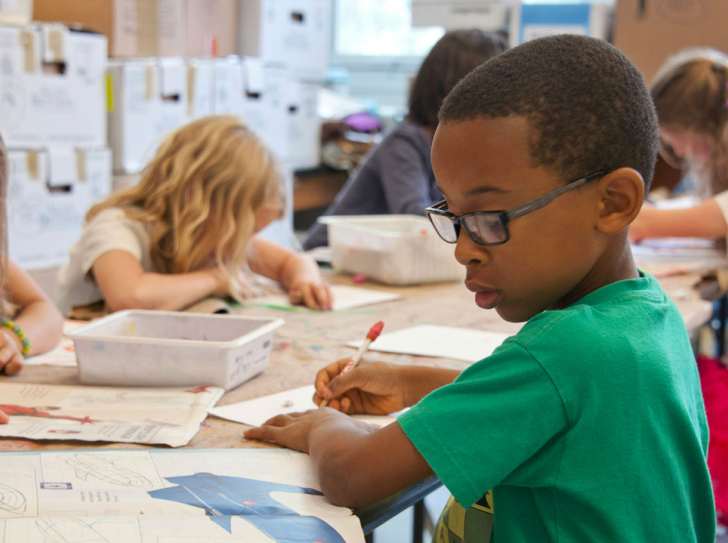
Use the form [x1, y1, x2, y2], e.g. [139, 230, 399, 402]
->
[33, 0, 239, 58]
[238, 0, 331, 170]
[0, 23, 111, 270]
[613, 0, 728, 84]
[108, 55, 296, 245]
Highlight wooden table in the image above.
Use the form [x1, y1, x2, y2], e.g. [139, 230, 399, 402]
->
[293, 167, 348, 212]
[0, 272, 713, 541]
[0, 271, 712, 450]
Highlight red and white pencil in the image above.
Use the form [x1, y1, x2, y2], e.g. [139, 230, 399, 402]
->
[320, 321, 384, 408]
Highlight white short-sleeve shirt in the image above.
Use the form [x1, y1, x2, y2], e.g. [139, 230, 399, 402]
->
[56, 207, 154, 315]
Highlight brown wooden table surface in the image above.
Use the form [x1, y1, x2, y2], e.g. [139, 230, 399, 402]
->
[0, 272, 711, 452]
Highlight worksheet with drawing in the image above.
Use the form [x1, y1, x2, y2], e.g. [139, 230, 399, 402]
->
[0, 449, 364, 542]
[0, 383, 223, 447]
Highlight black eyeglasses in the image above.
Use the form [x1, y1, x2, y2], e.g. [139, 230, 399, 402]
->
[425, 170, 612, 246]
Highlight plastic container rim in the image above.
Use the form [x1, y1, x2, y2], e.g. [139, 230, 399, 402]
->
[318, 214, 433, 239]
[66, 309, 285, 349]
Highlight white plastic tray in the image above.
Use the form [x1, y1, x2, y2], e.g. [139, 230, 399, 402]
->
[319, 215, 465, 285]
[67, 310, 284, 391]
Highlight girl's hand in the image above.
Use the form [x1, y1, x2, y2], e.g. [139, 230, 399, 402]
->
[243, 409, 374, 453]
[0, 329, 24, 376]
[314, 360, 408, 415]
[289, 281, 333, 310]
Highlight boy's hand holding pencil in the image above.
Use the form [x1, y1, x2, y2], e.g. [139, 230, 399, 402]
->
[313, 359, 409, 415]
[315, 322, 410, 415]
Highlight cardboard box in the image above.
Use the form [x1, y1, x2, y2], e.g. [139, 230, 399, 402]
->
[286, 80, 321, 170]
[0, 24, 107, 147]
[108, 58, 190, 174]
[213, 57, 290, 159]
[33, 0, 237, 57]
[7, 146, 112, 270]
[509, 1, 612, 47]
[185, 0, 238, 57]
[0, 0, 33, 25]
[187, 58, 215, 119]
[238, 0, 332, 82]
[613, 0, 728, 84]
[412, 0, 506, 31]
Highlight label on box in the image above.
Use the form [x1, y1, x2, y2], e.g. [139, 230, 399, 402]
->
[40, 482, 72, 490]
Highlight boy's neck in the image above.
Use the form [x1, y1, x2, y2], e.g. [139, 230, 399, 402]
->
[550, 240, 640, 311]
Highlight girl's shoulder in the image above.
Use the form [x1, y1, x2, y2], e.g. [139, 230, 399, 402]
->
[86, 206, 147, 235]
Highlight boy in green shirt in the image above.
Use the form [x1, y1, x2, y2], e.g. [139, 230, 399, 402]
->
[245, 35, 715, 541]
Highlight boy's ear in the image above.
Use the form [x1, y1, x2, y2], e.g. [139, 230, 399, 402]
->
[594, 168, 644, 235]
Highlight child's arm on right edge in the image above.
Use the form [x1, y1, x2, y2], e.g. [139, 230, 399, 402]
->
[92, 250, 232, 312]
[313, 359, 461, 414]
[630, 198, 728, 242]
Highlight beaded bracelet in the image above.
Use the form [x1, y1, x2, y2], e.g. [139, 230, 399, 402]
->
[1, 320, 30, 357]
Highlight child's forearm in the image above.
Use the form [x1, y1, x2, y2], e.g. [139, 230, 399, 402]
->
[107, 270, 221, 312]
[308, 417, 435, 509]
[400, 366, 461, 407]
[309, 421, 395, 508]
[636, 200, 728, 240]
[13, 299, 63, 355]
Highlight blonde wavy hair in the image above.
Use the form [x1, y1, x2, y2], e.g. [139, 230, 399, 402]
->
[87, 116, 283, 292]
[651, 48, 728, 195]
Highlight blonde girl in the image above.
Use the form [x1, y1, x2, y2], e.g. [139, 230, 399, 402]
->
[0, 136, 64, 393]
[57, 116, 332, 315]
[630, 48, 728, 241]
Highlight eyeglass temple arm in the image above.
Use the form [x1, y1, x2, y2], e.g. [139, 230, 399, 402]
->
[429, 200, 449, 211]
[504, 172, 607, 222]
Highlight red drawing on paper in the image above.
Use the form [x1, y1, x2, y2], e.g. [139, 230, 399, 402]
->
[0, 405, 98, 424]
[185, 385, 213, 394]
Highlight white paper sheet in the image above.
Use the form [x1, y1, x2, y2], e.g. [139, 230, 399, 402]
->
[347, 324, 512, 362]
[23, 320, 85, 367]
[252, 285, 400, 311]
[0, 449, 365, 542]
[209, 385, 401, 428]
[0, 383, 223, 447]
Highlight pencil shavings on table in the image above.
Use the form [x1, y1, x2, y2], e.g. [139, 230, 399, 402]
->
[0, 383, 223, 448]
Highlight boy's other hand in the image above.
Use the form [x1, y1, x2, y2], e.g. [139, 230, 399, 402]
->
[314, 360, 407, 415]
[289, 281, 333, 310]
[244, 408, 373, 452]
[0, 329, 24, 376]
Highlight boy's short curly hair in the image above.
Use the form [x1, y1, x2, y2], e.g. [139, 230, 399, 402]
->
[439, 34, 659, 189]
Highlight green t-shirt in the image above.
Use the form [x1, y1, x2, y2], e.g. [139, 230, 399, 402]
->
[398, 273, 715, 542]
